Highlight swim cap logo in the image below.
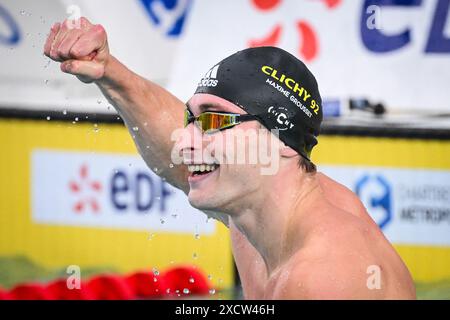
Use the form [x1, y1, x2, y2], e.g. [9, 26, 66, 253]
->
[267, 106, 294, 130]
[198, 64, 220, 88]
[261, 65, 320, 116]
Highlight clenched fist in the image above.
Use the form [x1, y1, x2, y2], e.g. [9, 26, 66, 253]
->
[44, 17, 110, 83]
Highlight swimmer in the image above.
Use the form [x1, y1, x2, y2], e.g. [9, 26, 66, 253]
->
[44, 18, 416, 299]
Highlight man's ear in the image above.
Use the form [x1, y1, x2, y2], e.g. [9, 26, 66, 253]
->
[280, 144, 298, 158]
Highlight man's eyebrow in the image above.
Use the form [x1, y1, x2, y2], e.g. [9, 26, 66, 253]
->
[199, 103, 223, 112]
[185, 102, 225, 112]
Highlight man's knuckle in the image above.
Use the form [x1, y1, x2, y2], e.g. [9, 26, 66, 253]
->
[49, 50, 58, 60]
[94, 24, 106, 36]
[61, 20, 69, 30]
[56, 47, 65, 56]
[69, 46, 81, 57]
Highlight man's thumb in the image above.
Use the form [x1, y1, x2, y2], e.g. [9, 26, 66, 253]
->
[61, 59, 104, 81]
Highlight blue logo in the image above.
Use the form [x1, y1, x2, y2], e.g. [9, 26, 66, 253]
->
[355, 174, 392, 229]
[361, 0, 450, 54]
[139, 0, 192, 37]
[111, 169, 173, 213]
[0, 4, 21, 45]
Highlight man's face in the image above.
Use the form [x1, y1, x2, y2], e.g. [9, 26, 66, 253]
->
[174, 93, 281, 213]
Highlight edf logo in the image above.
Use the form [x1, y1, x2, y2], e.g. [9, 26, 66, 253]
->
[139, 0, 192, 37]
[69, 164, 173, 215]
[355, 174, 392, 229]
[361, 0, 450, 53]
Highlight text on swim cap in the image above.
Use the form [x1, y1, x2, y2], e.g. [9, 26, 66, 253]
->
[261, 65, 320, 115]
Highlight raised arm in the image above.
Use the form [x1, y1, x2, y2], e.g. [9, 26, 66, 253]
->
[43, 17, 189, 192]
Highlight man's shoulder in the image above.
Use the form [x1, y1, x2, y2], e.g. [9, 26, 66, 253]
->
[274, 243, 383, 299]
[274, 210, 384, 299]
[307, 203, 378, 248]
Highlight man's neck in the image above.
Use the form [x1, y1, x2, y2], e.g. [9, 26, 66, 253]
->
[228, 163, 325, 276]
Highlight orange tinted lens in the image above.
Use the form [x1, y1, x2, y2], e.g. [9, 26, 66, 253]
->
[197, 113, 236, 132]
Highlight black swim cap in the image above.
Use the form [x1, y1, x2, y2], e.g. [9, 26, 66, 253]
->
[194, 46, 322, 161]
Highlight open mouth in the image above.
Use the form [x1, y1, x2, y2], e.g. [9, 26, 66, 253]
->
[187, 164, 219, 177]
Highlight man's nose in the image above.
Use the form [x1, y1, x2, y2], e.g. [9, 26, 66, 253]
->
[175, 123, 204, 162]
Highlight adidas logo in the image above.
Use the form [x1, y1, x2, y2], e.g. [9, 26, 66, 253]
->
[198, 64, 220, 87]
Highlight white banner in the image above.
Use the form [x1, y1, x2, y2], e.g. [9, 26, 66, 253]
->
[319, 165, 450, 246]
[31, 149, 215, 234]
[0, 0, 191, 111]
[168, 0, 450, 112]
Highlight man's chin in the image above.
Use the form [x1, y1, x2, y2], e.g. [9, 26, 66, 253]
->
[188, 191, 219, 211]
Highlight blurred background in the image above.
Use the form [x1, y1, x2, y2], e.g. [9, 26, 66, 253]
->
[0, 0, 449, 299]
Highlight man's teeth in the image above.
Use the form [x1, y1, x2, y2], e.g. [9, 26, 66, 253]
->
[187, 164, 218, 173]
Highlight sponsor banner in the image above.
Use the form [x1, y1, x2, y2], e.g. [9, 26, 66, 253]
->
[169, 0, 450, 112]
[0, 119, 233, 288]
[32, 149, 214, 234]
[319, 165, 450, 246]
[0, 0, 191, 111]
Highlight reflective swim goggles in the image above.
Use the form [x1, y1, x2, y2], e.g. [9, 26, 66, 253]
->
[184, 108, 259, 133]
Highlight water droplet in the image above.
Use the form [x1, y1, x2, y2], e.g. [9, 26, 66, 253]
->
[153, 167, 158, 172]
[46, 116, 51, 121]
[132, 126, 139, 132]
[152, 267, 159, 276]
[146, 145, 150, 149]
[107, 105, 111, 110]
[192, 252, 198, 259]
[194, 233, 200, 240]
[169, 163, 174, 168]
[62, 110, 67, 115]
[160, 218, 165, 224]
[74, 117, 79, 121]
[218, 278, 223, 283]
[128, 163, 132, 167]
[171, 213, 178, 219]
[44, 79, 49, 84]
[97, 100, 102, 104]
[183, 288, 190, 294]
[166, 288, 171, 294]
[189, 277, 195, 283]
[148, 233, 155, 240]
[209, 289, 216, 295]
[153, 277, 158, 282]
[207, 274, 213, 280]
[20, 10, 25, 15]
